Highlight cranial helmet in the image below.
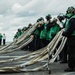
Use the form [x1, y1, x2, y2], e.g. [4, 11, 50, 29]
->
[18, 28, 21, 31]
[57, 13, 64, 20]
[39, 17, 44, 21]
[46, 14, 51, 20]
[66, 6, 75, 18]
[58, 13, 64, 17]
[37, 17, 44, 22]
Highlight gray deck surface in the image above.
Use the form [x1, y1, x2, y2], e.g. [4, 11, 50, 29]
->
[0, 48, 75, 75]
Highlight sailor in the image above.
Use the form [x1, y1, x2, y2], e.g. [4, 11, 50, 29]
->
[56, 14, 66, 62]
[34, 17, 44, 50]
[57, 13, 64, 28]
[0, 33, 3, 45]
[46, 18, 60, 42]
[45, 14, 53, 45]
[62, 6, 75, 72]
[49, 18, 62, 61]
[17, 28, 22, 38]
[2, 34, 6, 45]
[29, 17, 44, 51]
[58, 14, 68, 63]
[40, 16, 48, 48]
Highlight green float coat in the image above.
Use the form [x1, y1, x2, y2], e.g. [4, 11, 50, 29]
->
[0, 34, 2, 39]
[34, 29, 40, 36]
[40, 24, 47, 39]
[65, 15, 75, 36]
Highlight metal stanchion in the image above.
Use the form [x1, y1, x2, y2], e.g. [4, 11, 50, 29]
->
[47, 47, 51, 74]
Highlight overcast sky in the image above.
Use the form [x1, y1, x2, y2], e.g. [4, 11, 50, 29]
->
[0, 0, 75, 42]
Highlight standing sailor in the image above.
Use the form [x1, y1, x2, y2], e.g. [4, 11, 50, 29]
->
[3, 34, 6, 45]
[62, 6, 75, 72]
[0, 33, 3, 45]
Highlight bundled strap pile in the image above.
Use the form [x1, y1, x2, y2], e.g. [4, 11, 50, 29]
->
[0, 22, 67, 72]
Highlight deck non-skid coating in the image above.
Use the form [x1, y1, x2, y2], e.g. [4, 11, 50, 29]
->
[0, 49, 74, 75]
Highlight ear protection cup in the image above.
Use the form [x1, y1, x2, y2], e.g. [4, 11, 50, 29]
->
[71, 8, 75, 14]
[68, 7, 75, 15]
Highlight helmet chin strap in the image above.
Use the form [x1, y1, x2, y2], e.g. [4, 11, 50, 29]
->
[65, 13, 73, 19]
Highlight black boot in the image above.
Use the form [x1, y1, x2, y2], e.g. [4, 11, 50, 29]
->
[64, 68, 75, 72]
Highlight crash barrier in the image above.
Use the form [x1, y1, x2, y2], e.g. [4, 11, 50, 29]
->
[0, 29, 67, 72]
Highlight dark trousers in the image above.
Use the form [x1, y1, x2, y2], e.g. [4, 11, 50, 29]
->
[67, 36, 75, 68]
[35, 36, 40, 50]
[29, 36, 40, 51]
[28, 38, 35, 51]
[40, 39, 47, 49]
[0, 39, 2, 45]
[3, 39, 5, 45]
